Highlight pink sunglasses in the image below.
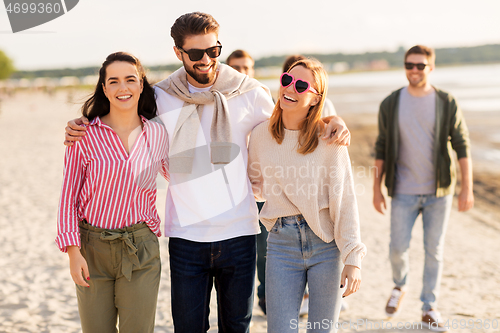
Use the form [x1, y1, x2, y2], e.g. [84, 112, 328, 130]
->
[280, 73, 319, 95]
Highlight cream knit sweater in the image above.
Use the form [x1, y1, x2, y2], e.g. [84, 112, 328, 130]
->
[248, 120, 367, 268]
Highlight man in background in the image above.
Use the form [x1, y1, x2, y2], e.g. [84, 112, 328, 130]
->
[226, 49, 255, 78]
[373, 45, 473, 332]
[227, 49, 267, 315]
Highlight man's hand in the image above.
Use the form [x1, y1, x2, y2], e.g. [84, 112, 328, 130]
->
[340, 265, 361, 297]
[322, 115, 350, 146]
[67, 246, 90, 287]
[457, 157, 474, 212]
[372, 159, 386, 214]
[373, 189, 387, 214]
[64, 116, 89, 146]
[458, 188, 474, 212]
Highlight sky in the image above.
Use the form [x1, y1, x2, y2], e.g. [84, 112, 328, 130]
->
[1, 0, 500, 70]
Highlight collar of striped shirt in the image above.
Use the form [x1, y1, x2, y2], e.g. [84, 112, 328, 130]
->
[89, 115, 149, 127]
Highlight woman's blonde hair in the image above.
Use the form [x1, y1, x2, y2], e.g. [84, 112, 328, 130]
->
[269, 57, 328, 155]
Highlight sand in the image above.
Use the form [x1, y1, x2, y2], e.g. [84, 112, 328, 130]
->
[0, 90, 499, 333]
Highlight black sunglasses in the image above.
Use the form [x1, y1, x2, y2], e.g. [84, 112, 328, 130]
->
[404, 62, 430, 70]
[178, 42, 222, 62]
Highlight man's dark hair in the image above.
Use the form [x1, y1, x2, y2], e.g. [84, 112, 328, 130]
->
[226, 50, 253, 65]
[171, 12, 220, 48]
[405, 45, 435, 64]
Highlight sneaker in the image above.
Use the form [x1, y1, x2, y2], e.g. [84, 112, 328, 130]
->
[258, 297, 266, 315]
[421, 310, 449, 332]
[299, 294, 309, 317]
[385, 287, 405, 317]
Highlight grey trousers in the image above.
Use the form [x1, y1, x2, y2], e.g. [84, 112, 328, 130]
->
[76, 221, 161, 333]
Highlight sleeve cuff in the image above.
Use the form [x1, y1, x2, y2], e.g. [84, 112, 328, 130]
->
[375, 151, 386, 160]
[55, 232, 81, 253]
[455, 146, 470, 160]
[344, 252, 363, 269]
[343, 243, 367, 269]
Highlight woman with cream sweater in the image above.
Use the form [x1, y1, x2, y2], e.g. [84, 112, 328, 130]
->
[248, 58, 366, 332]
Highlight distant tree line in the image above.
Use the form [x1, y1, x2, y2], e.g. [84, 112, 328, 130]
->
[9, 64, 181, 80]
[254, 44, 500, 68]
[0, 50, 15, 80]
[5, 44, 500, 80]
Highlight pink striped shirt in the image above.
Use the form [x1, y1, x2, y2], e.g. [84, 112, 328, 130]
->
[56, 116, 169, 252]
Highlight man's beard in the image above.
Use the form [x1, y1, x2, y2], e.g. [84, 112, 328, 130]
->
[184, 60, 217, 85]
[407, 74, 426, 88]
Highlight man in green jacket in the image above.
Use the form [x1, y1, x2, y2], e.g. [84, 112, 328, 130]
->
[373, 45, 474, 332]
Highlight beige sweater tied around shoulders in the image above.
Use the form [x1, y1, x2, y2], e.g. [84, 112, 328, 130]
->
[155, 63, 268, 174]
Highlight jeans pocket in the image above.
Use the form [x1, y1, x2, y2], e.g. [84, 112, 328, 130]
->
[269, 220, 280, 234]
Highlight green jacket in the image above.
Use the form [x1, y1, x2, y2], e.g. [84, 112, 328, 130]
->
[375, 87, 471, 197]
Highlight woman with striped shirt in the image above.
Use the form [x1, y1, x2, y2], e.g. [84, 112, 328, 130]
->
[56, 52, 169, 333]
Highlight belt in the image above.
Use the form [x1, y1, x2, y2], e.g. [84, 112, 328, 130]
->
[79, 220, 150, 281]
[100, 230, 140, 281]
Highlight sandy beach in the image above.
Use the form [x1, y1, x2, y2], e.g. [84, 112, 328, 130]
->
[0, 90, 499, 333]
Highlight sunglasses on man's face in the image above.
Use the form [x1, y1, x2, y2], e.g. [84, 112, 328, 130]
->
[280, 73, 319, 94]
[404, 62, 430, 70]
[177, 42, 222, 62]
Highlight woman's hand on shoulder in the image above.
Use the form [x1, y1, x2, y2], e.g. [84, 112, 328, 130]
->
[67, 246, 90, 287]
[340, 264, 361, 297]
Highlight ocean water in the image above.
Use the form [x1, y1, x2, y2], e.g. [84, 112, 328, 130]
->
[261, 63, 500, 114]
[261, 63, 500, 166]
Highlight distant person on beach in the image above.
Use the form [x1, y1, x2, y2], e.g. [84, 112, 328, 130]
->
[63, 12, 350, 332]
[248, 58, 366, 333]
[373, 45, 473, 331]
[56, 52, 169, 333]
[226, 48, 268, 315]
[226, 49, 255, 78]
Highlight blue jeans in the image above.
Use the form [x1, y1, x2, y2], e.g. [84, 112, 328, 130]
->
[390, 194, 453, 312]
[168, 235, 256, 333]
[266, 215, 342, 333]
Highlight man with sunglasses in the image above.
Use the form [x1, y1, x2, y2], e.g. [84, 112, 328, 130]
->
[227, 49, 271, 317]
[155, 16, 267, 331]
[373, 45, 473, 331]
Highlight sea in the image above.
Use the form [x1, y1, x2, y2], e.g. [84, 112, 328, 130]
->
[261, 63, 500, 167]
[261, 63, 500, 113]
